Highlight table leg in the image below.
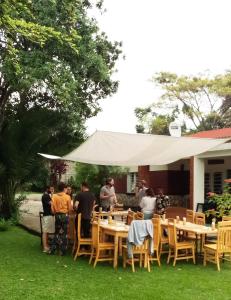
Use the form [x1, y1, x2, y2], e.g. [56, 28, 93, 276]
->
[113, 234, 119, 268]
[195, 234, 198, 264]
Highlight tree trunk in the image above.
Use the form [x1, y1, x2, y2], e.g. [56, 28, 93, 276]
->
[0, 179, 17, 219]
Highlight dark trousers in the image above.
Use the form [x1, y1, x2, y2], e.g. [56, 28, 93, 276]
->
[51, 214, 68, 254]
[81, 218, 91, 238]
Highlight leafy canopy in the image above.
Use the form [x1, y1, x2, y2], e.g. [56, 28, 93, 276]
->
[135, 71, 231, 134]
[0, 0, 122, 128]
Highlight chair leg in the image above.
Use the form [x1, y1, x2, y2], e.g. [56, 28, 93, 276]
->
[173, 249, 177, 266]
[157, 249, 161, 267]
[89, 248, 94, 264]
[192, 247, 196, 264]
[122, 249, 127, 268]
[74, 243, 80, 261]
[216, 253, 220, 271]
[140, 254, 143, 268]
[203, 249, 207, 266]
[72, 239, 76, 255]
[147, 254, 150, 272]
[93, 249, 100, 268]
[131, 255, 135, 272]
[167, 248, 171, 264]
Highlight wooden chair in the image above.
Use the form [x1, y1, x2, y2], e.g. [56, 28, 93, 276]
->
[73, 213, 92, 261]
[153, 214, 160, 219]
[167, 222, 195, 266]
[194, 212, 205, 225]
[127, 210, 135, 225]
[186, 209, 195, 223]
[89, 220, 114, 268]
[222, 216, 231, 221]
[204, 221, 231, 271]
[159, 218, 181, 257]
[122, 238, 150, 272]
[148, 218, 161, 267]
[134, 211, 144, 220]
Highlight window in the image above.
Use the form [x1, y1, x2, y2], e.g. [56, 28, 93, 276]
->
[208, 159, 224, 165]
[213, 172, 223, 194]
[127, 172, 137, 193]
[204, 173, 210, 194]
[227, 169, 231, 179]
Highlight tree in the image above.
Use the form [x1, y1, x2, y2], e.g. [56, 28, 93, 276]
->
[0, 0, 122, 218]
[135, 106, 186, 135]
[0, 106, 84, 218]
[152, 72, 231, 131]
[0, 0, 122, 129]
[74, 163, 127, 196]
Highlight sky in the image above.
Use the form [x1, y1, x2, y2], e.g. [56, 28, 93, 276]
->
[86, 0, 231, 135]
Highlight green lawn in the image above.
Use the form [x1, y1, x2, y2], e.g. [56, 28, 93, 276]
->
[0, 227, 231, 300]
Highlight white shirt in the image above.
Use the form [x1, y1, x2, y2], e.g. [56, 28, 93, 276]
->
[140, 196, 156, 214]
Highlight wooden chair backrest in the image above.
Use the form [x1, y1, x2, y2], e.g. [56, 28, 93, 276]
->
[222, 216, 231, 221]
[91, 220, 100, 247]
[153, 214, 160, 219]
[152, 218, 161, 249]
[135, 212, 144, 220]
[167, 223, 177, 247]
[194, 212, 205, 225]
[217, 222, 231, 253]
[127, 211, 135, 225]
[186, 209, 195, 223]
[113, 205, 124, 211]
[219, 221, 231, 228]
[77, 213, 82, 240]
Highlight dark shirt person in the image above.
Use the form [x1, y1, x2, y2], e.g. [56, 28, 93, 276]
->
[155, 188, 170, 215]
[75, 182, 95, 238]
[41, 186, 54, 252]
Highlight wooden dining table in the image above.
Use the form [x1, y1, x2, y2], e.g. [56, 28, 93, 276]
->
[161, 219, 217, 261]
[100, 220, 129, 268]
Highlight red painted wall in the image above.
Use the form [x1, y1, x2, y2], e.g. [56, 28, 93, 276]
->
[114, 169, 190, 196]
[114, 175, 127, 193]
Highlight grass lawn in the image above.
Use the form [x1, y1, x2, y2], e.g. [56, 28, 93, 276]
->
[0, 227, 231, 300]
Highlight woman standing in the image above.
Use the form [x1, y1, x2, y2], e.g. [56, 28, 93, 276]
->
[139, 188, 156, 220]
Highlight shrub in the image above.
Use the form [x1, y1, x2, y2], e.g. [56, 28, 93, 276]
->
[206, 185, 231, 220]
[0, 218, 12, 231]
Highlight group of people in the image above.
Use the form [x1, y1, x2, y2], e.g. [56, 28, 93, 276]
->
[41, 177, 117, 255]
[41, 177, 169, 255]
[136, 180, 170, 220]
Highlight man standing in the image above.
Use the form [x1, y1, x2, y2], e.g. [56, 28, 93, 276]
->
[100, 177, 117, 211]
[135, 180, 148, 205]
[75, 182, 95, 238]
[41, 186, 55, 252]
[50, 182, 72, 255]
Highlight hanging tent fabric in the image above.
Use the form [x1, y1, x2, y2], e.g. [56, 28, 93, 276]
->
[62, 130, 228, 166]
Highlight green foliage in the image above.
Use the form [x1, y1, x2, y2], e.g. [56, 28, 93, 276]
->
[0, 106, 84, 218]
[74, 163, 127, 195]
[0, 0, 122, 128]
[135, 105, 186, 135]
[151, 72, 231, 131]
[206, 185, 231, 219]
[0, 0, 122, 217]
[0, 218, 12, 231]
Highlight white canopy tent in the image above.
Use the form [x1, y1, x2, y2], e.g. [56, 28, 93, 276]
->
[60, 130, 228, 166]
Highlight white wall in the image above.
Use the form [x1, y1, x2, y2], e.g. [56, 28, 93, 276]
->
[193, 157, 205, 211]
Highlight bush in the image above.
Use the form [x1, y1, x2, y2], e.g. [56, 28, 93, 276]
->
[206, 185, 231, 221]
[0, 218, 12, 231]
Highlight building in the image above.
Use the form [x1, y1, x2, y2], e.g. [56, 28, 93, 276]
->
[115, 128, 231, 210]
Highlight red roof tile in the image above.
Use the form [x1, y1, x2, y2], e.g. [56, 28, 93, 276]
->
[190, 128, 231, 139]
